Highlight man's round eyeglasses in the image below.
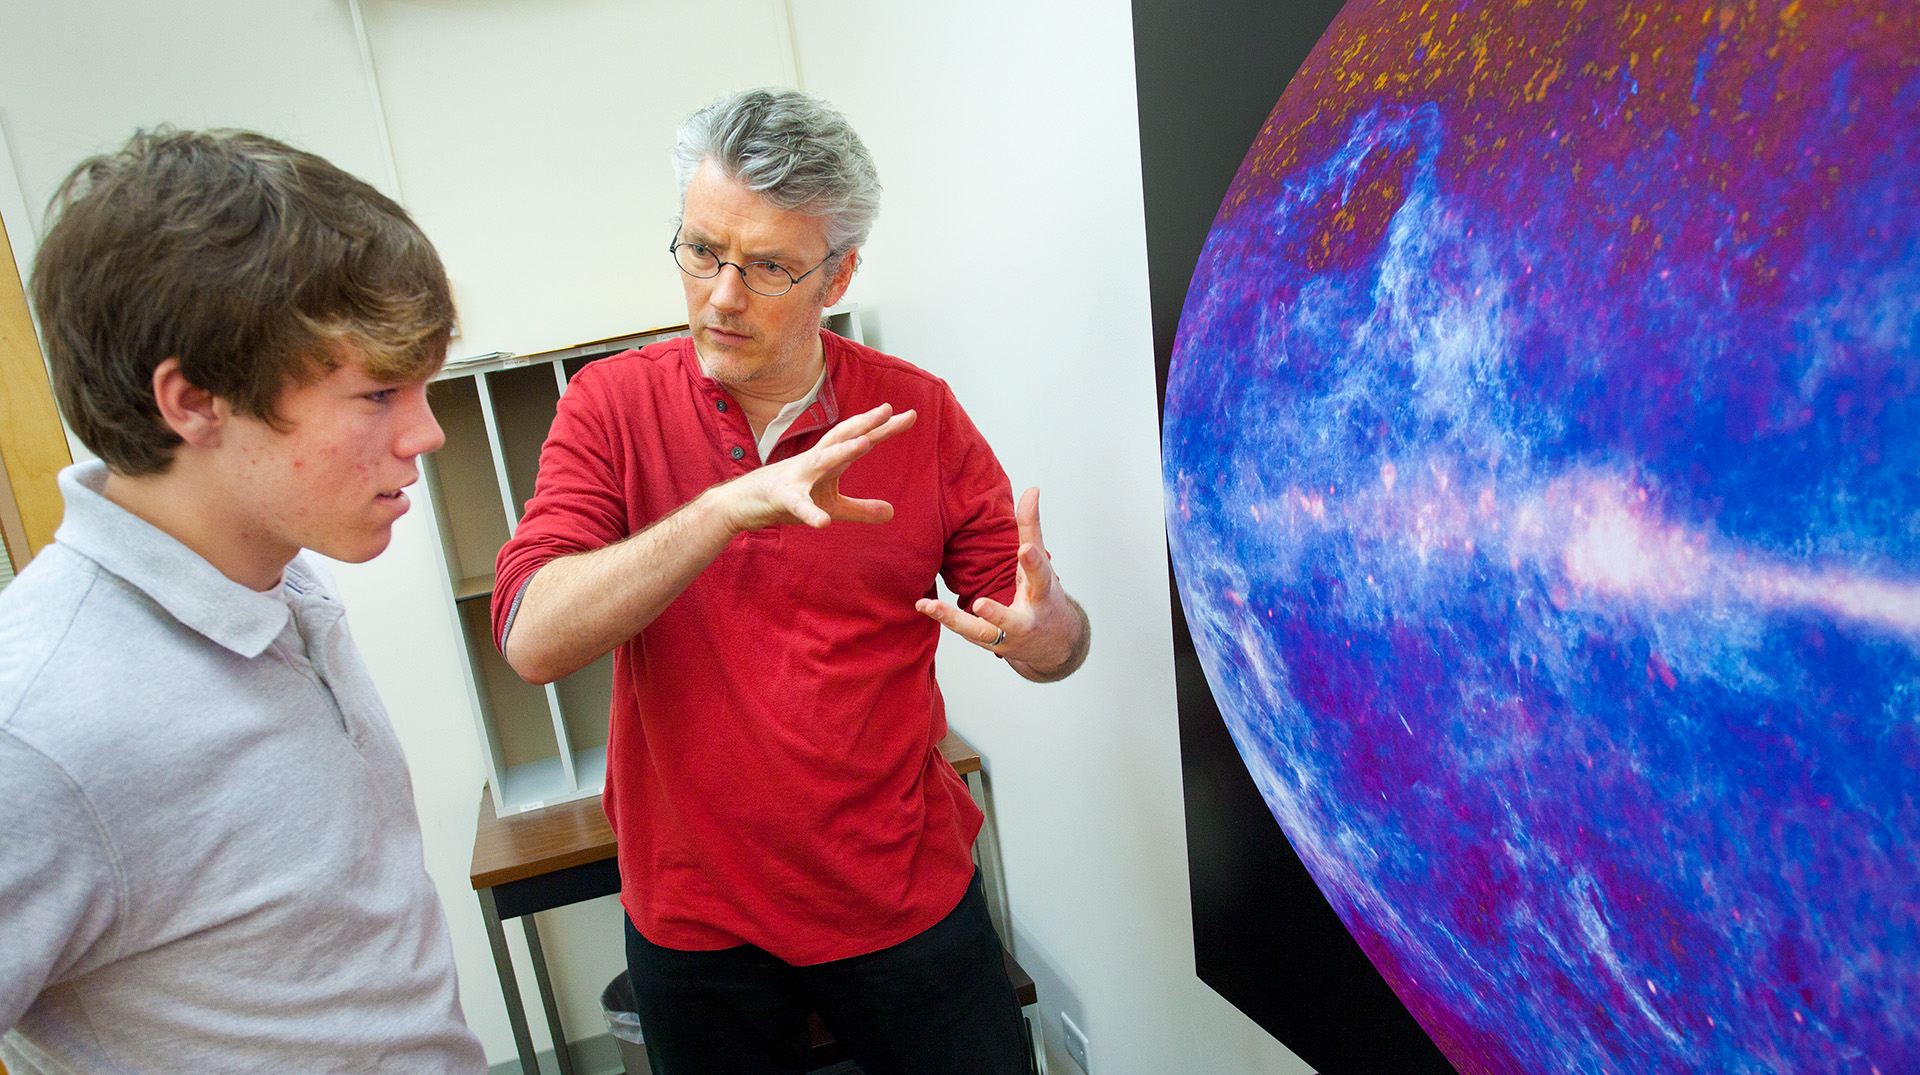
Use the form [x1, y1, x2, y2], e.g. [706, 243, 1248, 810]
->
[668, 238, 833, 298]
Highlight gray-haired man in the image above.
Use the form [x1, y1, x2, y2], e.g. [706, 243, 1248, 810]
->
[494, 89, 1089, 1073]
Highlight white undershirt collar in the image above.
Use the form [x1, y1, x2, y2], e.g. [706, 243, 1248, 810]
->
[756, 366, 827, 462]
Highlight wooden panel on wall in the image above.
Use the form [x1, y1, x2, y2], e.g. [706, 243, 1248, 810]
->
[0, 212, 70, 562]
[0, 440, 28, 579]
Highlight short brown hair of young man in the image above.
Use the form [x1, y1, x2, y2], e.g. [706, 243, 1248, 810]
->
[31, 127, 455, 476]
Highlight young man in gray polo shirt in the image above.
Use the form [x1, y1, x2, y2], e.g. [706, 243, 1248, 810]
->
[0, 129, 486, 1074]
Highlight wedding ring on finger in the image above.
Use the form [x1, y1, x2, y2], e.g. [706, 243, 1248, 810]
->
[988, 628, 1007, 647]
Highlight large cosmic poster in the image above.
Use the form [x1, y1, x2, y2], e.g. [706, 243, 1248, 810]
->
[1162, 1, 1920, 1074]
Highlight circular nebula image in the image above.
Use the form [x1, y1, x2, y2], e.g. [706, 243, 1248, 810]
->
[1162, 3, 1918, 1074]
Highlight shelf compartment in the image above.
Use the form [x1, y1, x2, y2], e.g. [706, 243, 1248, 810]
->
[570, 744, 609, 798]
[560, 353, 604, 385]
[484, 362, 565, 524]
[494, 756, 576, 815]
[454, 572, 496, 602]
[425, 376, 512, 587]
[458, 598, 563, 788]
[823, 305, 863, 344]
[555, 650, 615, 761]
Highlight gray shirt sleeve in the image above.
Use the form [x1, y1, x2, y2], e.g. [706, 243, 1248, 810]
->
[0, 730, 122, 1031]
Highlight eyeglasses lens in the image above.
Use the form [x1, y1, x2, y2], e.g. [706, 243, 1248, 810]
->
[672, 244, 796, 297]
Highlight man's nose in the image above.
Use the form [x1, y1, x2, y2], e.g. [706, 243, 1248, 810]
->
[709, 263, 754, 310]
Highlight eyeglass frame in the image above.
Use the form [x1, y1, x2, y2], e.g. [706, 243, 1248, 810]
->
[667, 234, 838, 298]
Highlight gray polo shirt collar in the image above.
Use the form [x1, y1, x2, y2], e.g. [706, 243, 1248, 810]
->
[53, 462, 291, 659]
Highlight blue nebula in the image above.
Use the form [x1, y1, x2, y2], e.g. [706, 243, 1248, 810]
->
[1163, 4, 1920, 1073]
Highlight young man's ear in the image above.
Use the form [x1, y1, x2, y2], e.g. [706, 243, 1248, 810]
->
[150, 357, 229, 448]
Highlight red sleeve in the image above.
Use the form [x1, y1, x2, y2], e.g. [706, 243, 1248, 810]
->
[490, 363, 633, 652]
[933, 382, 1020, 611]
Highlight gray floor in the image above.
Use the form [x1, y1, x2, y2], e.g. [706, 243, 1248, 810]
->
[484, 1033, 866, 1075]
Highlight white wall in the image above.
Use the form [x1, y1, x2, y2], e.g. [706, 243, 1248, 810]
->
[787, 3, 1315, 1072]
[355, 0, 799, 361]
[0, 1, 389, 216]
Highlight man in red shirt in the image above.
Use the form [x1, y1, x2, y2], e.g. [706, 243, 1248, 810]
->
[493, 89, 1089, 1075]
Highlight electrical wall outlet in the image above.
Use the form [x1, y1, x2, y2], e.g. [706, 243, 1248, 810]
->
[1061, 1011, 1090, 1073]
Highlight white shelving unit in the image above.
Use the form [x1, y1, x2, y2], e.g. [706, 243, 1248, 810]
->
[427, 309, 863, 814]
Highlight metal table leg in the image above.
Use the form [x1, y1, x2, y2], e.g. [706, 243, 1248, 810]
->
[1023, 1004, 1050, 1075]
[966, 769, 1012, 947]
[522, 914, 577, 1075]
[479, 887, 542, 1075]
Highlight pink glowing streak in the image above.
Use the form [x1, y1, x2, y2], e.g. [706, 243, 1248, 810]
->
[1272, 467, 1920, 642]
[1560, 482, 1710, 600]
[1555, 477, 1920, 639]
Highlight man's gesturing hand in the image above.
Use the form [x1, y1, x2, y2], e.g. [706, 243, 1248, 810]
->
[915, 487, 1091, 682]
[502, 402, 916, 685]
[717, 403, 917, 534]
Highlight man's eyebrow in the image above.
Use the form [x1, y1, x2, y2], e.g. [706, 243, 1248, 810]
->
[679, 229, 797, 265]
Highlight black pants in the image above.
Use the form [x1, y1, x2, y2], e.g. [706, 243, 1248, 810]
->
[623, 870, 1029, 1075]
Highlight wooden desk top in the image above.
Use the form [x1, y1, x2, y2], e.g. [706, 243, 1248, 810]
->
[471, 731, 981, 890]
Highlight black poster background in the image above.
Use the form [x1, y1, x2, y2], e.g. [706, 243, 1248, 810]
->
[1129, 3, 1459, 1072]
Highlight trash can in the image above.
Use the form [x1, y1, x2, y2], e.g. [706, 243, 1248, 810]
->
[600, 972, 650, 1075]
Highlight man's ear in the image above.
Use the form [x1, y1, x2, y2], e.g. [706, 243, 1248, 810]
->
[823, 247, 859, 308]
[151, 357, 229, 448]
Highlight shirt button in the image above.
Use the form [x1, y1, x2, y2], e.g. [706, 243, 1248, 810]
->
[730, 446, 745, 460]
[716, 400, 728, 412]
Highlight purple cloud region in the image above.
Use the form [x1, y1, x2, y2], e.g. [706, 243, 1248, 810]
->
[1162, 3, 1918, 1074]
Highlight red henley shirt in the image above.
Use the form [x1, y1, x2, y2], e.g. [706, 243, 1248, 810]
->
[493, 331, 1018, 964]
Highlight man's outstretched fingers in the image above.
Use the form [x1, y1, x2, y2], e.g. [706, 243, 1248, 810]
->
[1016, 486, 1046, 551]
[917, 596, 1008, 651]
[809, 409, 916, 480]
[834, 495, 895, 525]
[967, 598, 1021, 650]
[824, 404, 916, 449]
[809, 436, 875, 475]
[824, 402, 893, 442]
[871, 408, 917, 443]
[784, 487, 833, 528]
[1020, 541, 1052, 581]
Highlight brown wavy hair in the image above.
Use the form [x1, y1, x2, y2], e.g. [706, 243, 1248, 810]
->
[32, 127, 454, 475]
